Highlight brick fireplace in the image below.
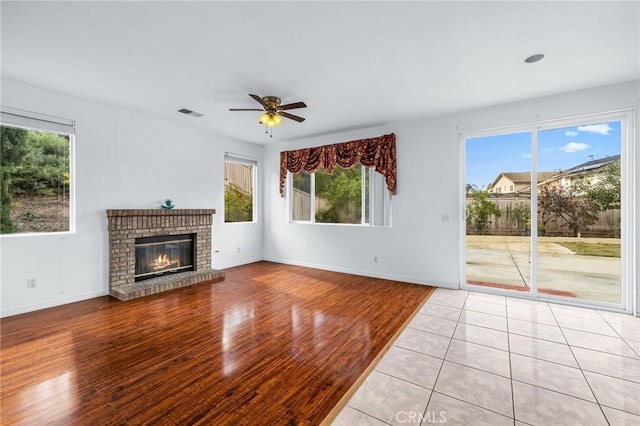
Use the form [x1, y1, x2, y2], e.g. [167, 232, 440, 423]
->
[106, 209, 224, 301]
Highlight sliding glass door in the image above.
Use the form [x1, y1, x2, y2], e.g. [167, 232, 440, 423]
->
[536, 122, 622, 304]
[464, 131, 533, 296]
[462, 112, 630, 309]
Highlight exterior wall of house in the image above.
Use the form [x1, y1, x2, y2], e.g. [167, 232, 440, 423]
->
[489, 176, 516, 194]
[489, 177, 533, 194]
[538, 164, 618, 191]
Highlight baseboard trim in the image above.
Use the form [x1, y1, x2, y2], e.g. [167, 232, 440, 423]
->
[1, 290, 109, 318]
[214, 257, 265, 270]
[0, 258, 457, 317]
[263, 256, 458, 288]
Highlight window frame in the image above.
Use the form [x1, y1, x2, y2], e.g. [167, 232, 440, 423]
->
[459, 109, 635, 313]
[288, 166, 390, 227]
[0, 107, 76, 237]
[223, 153, 257, 224]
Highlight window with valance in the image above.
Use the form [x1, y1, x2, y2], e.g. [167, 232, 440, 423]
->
[280, 133, 396, 226]
[279, 133, 397, 196]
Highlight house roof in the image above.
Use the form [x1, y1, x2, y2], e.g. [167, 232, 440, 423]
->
[488, 154, 620, 192]
[488, 172, 556, 190]
[520, 155, 622, 191]
[561, 154, 620, 175]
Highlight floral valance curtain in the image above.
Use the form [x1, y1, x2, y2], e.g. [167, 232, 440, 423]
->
[279, 133, 396, 196]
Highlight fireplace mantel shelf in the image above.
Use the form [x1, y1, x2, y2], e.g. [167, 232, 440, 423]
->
[107, 209, 216, 217]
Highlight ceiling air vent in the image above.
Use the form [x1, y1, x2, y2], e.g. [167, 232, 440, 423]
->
[177, 108, 203, 118]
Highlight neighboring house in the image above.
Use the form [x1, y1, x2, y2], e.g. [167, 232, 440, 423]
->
[487, 172, 555, 194]
[536, 154, 620, 190]
[488, 155, 620, 195]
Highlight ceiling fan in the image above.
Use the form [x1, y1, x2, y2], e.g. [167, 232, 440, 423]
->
[229, 94, 307, 136]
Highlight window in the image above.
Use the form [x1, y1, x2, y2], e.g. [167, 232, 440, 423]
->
[224, 154, 256, 223]
[290, 165, 390, 226]
[510, 184, 514, 192]
[315, 165, 365, 224]
[292, 171, 312, 221]
[0, 108, 74, 235]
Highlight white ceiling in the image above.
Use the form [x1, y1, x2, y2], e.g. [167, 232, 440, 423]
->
[2, 1, 638, 145]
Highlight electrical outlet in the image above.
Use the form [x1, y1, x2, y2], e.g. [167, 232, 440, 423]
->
[237, 247, 241, 254]
[373, 256, 378, 263]
[27, 278, 37, 288]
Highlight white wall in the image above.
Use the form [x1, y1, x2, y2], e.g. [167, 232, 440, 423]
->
[264, 121, 460, 287]
[264, 80, 639, 314]
[0, 78, 263, 317]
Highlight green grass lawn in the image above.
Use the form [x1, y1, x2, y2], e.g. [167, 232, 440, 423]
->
[557, 242, 621, 258]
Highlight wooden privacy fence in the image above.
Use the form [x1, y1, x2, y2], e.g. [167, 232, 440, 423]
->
[465, 195, 621, 238]
[225, 163, 253, 196]
[292, 189, 330, 219]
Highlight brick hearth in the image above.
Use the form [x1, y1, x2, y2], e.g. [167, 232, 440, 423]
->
[106, 209, 224, 300]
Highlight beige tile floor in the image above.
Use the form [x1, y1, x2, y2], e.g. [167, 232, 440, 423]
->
[333, 288, 640, 426]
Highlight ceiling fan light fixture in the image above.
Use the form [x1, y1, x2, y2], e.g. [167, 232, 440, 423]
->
[259, 112, 283, 127]
[230, 94, 306, 137]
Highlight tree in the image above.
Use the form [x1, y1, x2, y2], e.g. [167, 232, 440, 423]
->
[586, 161, 620, 212]
[538, 182, 599, 237]
[0, 166, 15, 233]
[292, 171, 311, 195]
[1, 126, 29, 233]
[9, 131, 70, 195]
[224, 186, 253, 222]
[315, 166, 362, 223]
[510, 202, 530, 232]
[467, 191, 502, 234]
[465, 183, 478, 195]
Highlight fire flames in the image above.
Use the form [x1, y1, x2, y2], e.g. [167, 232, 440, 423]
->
[152, 254, 180, 271]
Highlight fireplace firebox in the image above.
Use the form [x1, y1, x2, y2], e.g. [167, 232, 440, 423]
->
[134, 234, 195, 282]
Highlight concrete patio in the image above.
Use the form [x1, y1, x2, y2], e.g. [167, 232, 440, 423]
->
[465, 236, 621, 303]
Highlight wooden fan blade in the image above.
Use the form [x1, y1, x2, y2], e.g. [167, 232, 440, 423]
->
[278, 101, 307, 111]
[249, 94, 268, 108]
[279, 111, 305, 122]
[229, 108, 264, 111]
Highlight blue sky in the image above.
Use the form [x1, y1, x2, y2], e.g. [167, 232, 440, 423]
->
[465, 121, 621, 188]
